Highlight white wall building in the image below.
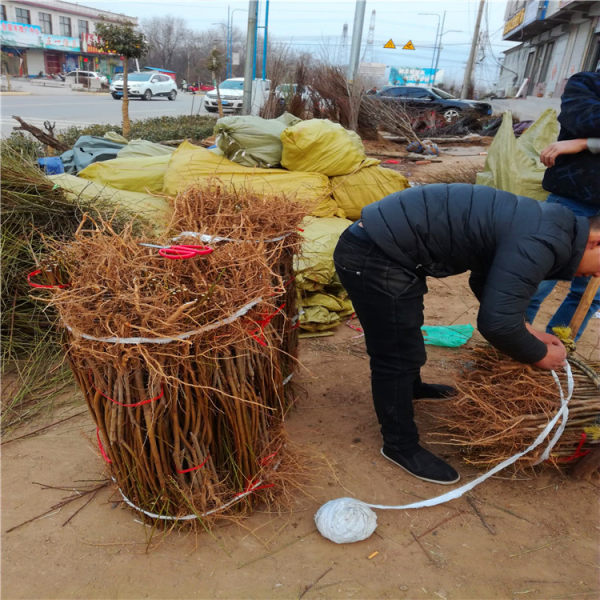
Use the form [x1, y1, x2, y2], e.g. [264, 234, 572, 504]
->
[498, 0, 600, 98]
[1, 0, 136, 77]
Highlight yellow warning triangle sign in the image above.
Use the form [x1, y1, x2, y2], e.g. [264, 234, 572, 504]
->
[383, 39, 396, 49]
[403, 40, 415, 50]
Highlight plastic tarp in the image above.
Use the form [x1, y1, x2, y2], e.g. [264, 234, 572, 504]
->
[59, 135, 126, 175]
[331, 165, 411, 221]
[48, 173, 172, 231]
[78, 154, 171, 195]
[162, 141, 343, 218]
[281, 119, 380, 176]
[117, 139, 175, 159]
[214, 112, 301, 168]
[422, 324, 474, 347]
[476, 109, 558, 201]
[294, 216, 354, 334]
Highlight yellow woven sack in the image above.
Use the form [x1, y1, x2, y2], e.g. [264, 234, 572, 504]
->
[331, 165, 410, 220]
[476, 109, 558, 202]
[162, 141, 341, 218]
[78, 154, 171, 195]
[280, 119, 379, 176]
[294, 216, 353, 291]
[48, 173, 171, 230]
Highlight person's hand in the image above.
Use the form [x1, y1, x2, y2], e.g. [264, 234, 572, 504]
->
[540, 139, 588, 167]
[533, 341, 567, 371]
[529, 329, 563, 346]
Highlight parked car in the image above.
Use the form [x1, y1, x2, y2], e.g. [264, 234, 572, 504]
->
[375, 85, 492, 122]
[204, 78, 270, 114]
[110, 71, 177, 101]
[65, 70, 108, 86]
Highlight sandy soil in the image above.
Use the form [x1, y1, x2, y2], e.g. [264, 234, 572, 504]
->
[2, 269, 599, 600]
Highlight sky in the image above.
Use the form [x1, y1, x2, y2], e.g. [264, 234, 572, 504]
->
[79, 0, 518, 90]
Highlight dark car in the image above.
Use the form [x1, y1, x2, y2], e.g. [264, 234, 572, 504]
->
[375, 85, 492, 123]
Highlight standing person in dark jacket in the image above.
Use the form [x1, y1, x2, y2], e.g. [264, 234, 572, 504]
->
[526, 71, 600, 339]
[334, 183, 600, 485]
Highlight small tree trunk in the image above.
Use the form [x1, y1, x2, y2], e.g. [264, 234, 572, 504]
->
[213, 72, 223, 118]
[122, 59, 131, 138]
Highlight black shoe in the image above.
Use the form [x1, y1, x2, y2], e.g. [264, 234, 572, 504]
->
[380, 445, 460, 485]
[413, 382, 457, 400]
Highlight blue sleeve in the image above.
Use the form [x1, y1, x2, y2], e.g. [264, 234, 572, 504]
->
[559, 73, 600, 138]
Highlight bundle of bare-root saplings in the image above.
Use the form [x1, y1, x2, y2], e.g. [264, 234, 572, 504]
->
[43, 185, 307, 525]
[429, 347, 600, 473]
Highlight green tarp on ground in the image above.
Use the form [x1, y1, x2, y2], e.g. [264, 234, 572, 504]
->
[476, 109, 558, 201]
[59, 135, 126, 174]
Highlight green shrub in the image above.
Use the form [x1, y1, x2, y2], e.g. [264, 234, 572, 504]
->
[57, 115, 216, 146]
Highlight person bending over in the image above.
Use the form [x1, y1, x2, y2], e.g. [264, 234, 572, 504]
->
[334, 183, 600, 485]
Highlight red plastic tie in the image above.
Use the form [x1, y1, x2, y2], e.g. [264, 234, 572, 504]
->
[27, 269, 70, 289]
[259, 451, 278, 466]
[96, 428, 112, 464]
[88, 371, 163, 407]
[249, 302, 286, 346]
[234, 478, 275, 497]
[557, 432, 591, 463]
[177, 455, 209, 474]
[346, 312, 364, 334]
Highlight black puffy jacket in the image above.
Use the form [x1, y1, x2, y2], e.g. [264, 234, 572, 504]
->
[361, 183, 589, 363]
[542, 71, 600, 207]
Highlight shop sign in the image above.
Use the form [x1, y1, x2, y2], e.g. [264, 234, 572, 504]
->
[80, 33, 114, 54]
[0, 21, 42, 48]
[503, 8, 525, 36]
[389, 66, 437, 85]
[42, 34, 80, 52]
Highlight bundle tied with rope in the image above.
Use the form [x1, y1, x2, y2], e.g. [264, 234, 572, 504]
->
[40, 184, 308, 524]
[426, 346, 600, 471]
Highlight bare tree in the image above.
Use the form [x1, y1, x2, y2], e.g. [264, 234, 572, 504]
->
[142, 16, 189, 69]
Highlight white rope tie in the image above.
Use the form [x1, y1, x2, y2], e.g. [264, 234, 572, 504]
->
[315, 362, 574, 544]
[63, 297, 263, 344]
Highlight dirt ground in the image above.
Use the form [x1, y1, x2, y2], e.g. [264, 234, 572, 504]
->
[2, 271, 599, 600]
[2, 140, 599, 599]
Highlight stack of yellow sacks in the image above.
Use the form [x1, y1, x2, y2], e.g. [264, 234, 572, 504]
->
[55, 118, 410, 334]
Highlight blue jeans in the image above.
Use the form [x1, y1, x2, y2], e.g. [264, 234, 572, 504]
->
[334, 226, 428, 451]
[525, 193, 600, 340]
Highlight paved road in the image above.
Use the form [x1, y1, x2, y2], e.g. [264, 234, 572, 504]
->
[1, 77, 562, 138]
[1, 78, 212, 138]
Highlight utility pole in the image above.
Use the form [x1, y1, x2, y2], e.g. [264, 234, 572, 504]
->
[432, 11, 446, 85]
[346, 0, 366, 83]
[361, 9, 376, 63]
[242, 0, 258, 114]
[461, 0, 485, 98]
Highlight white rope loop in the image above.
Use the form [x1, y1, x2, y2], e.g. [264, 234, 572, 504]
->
[315, 362, 574, 543]
[63, 297, 263, 345]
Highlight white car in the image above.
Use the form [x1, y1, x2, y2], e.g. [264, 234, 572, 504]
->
[65, 70, 108, 86]
[110, 71, 177, 101]
[204, 77, 270, 114]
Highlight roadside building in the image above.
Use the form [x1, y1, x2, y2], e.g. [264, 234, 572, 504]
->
[0, 0, 137, 78]
[498, 0, 600, 98]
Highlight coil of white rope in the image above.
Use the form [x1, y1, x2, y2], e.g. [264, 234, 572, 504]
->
[315, 362, 574, 544]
